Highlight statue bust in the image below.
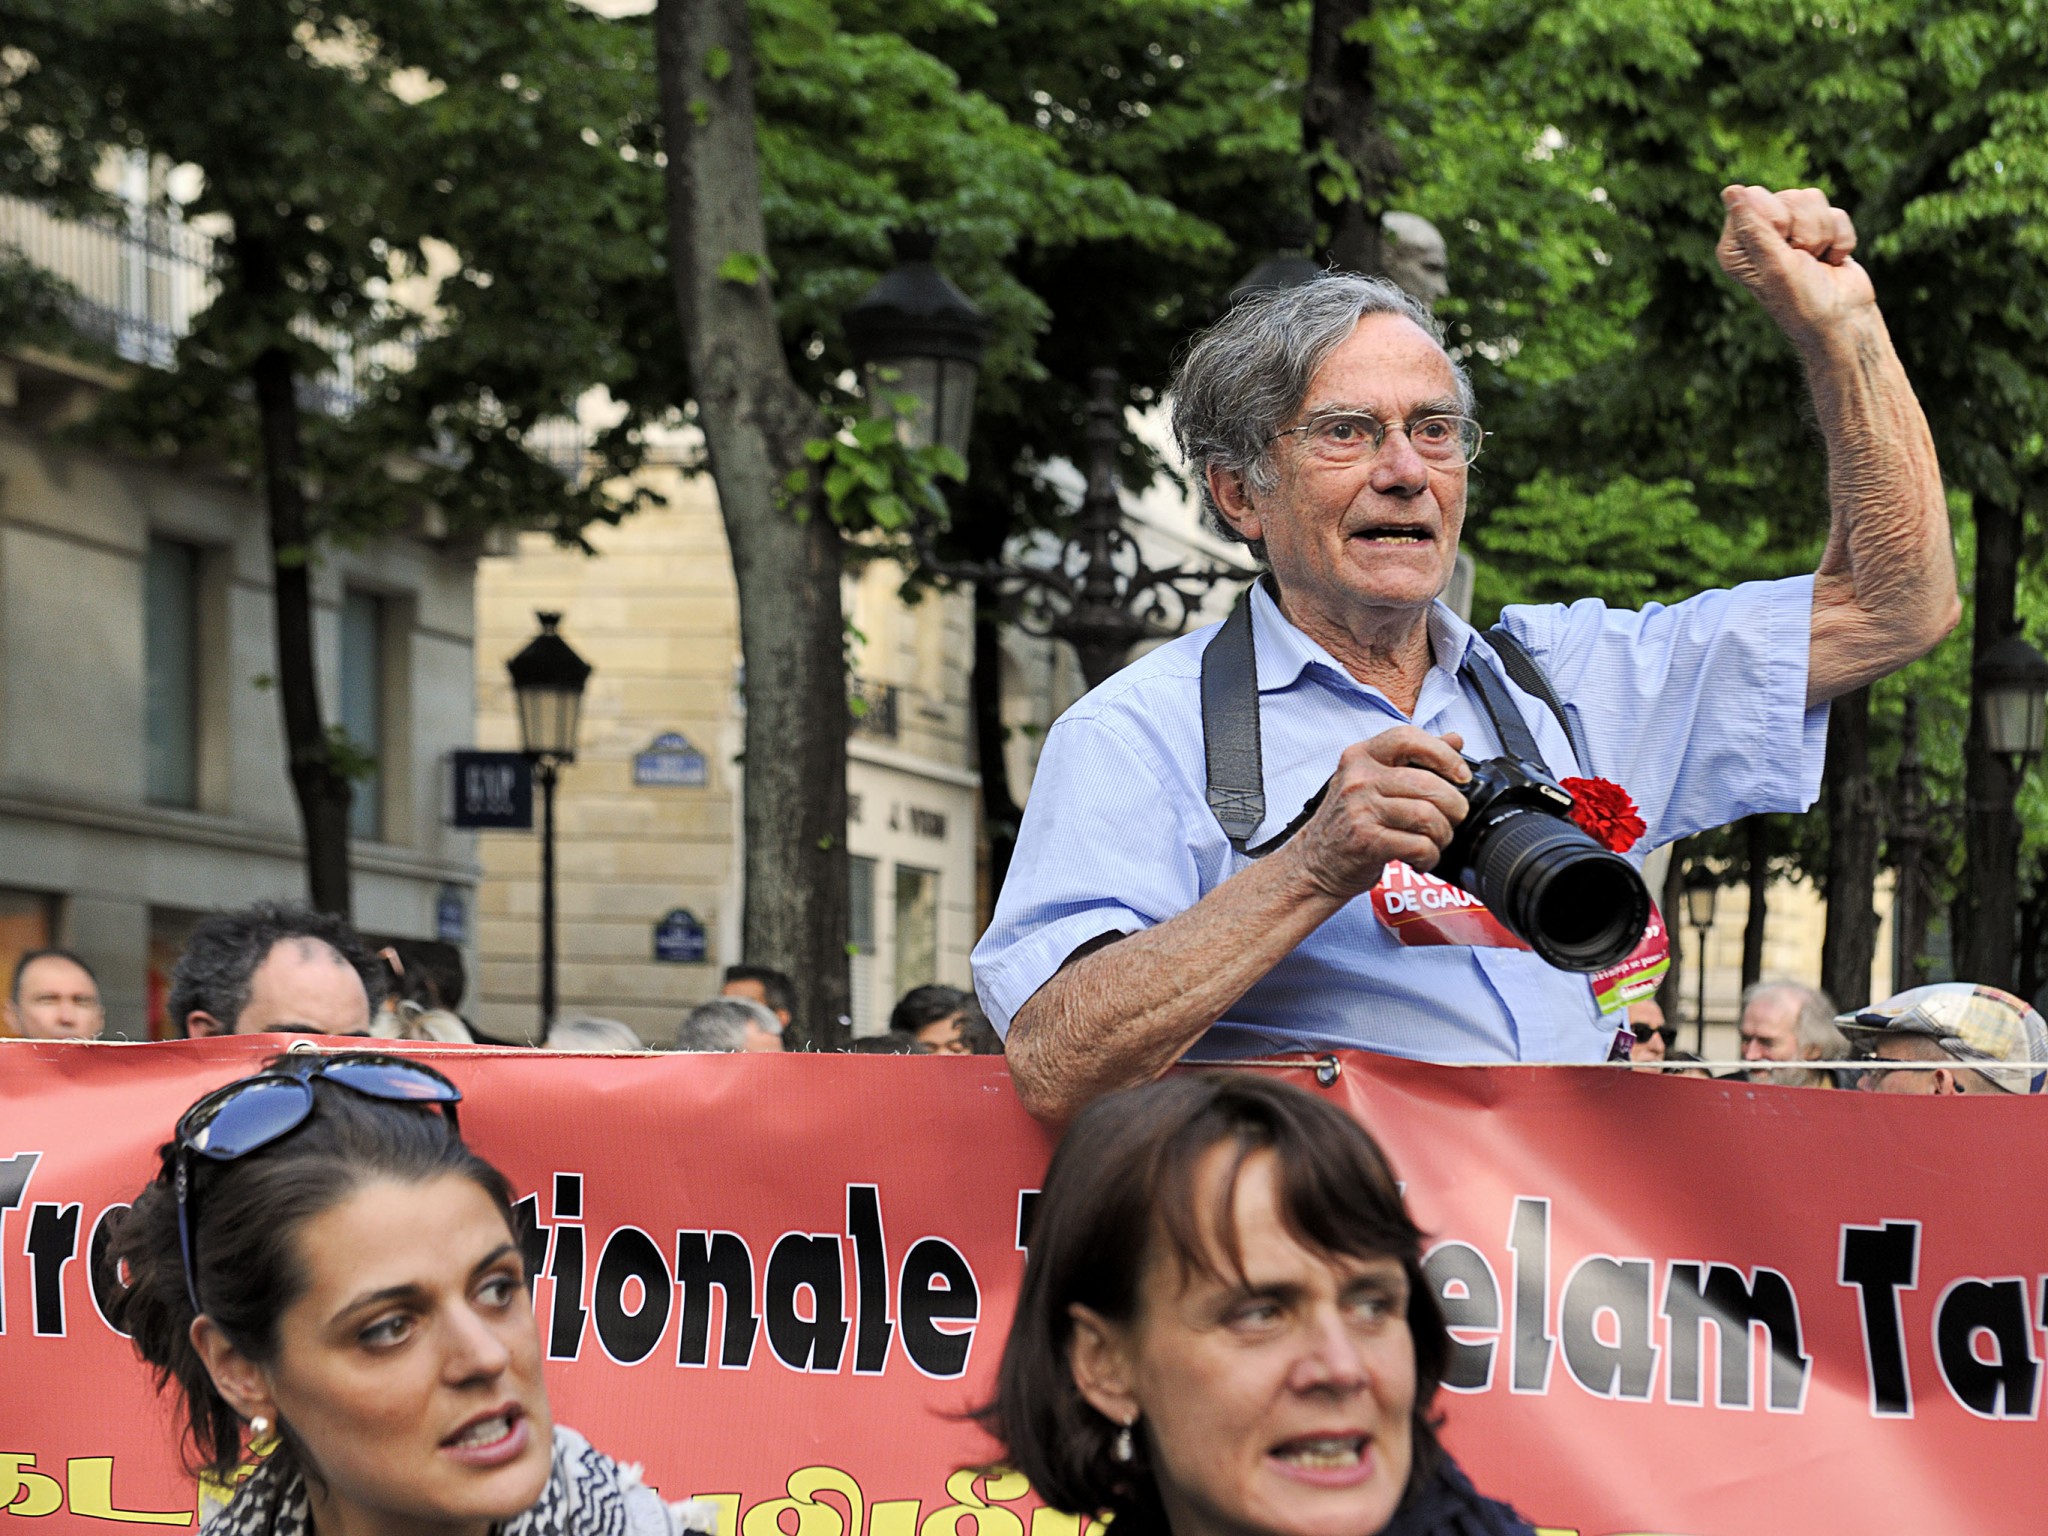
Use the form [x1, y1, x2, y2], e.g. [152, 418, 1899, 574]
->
[1381, 210, 1449, 307]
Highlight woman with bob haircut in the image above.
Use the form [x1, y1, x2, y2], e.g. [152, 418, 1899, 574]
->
[101, 1047, 712, 1536]
[986, 1073, 1534, 1536]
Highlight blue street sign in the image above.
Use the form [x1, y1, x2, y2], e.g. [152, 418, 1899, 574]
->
[436, 885, 467, 944]
[633, 732, 709, 788]
[450, 751, 533, 829]
[653, 908, 708, 964]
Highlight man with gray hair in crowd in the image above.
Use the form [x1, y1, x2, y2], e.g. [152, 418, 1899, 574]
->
[674, 996, 781, 1053]
[974, 184, 1960, 1122]
[1738, 979, 1848, 1088]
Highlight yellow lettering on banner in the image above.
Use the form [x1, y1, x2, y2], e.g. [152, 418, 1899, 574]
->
[919, 1468, 1028, 1536]
[689, 1493, 742, 1536]
[1028, 1509, 1082, 1536]
[870, 1499, 921, 1536]
[743, 1466, 864, 1536]
[65, 1460, 192, 1525]
[0, 1455, 64, 1519]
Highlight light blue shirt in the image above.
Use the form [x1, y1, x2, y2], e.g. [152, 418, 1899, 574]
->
[972, 577, 1829, 1063]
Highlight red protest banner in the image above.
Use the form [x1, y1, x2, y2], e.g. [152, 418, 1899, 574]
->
[0, 1038, 2042, 1534]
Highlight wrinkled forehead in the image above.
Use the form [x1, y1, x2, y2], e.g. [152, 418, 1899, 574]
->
[1299, 313, 1462, 416]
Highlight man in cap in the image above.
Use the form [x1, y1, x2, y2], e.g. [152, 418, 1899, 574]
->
[1840, 983, 2048, 1096]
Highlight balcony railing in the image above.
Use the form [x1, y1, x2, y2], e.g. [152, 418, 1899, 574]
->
[0, 192, 410, 413]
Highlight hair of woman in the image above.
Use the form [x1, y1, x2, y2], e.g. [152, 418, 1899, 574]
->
[985, 1072, 1447, 1536]
[98, 1060, 520, 1481]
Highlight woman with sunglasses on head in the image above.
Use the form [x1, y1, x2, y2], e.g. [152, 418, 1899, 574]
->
[987, 1073, 1535, 1536]
[101, 1049, 711, 1536]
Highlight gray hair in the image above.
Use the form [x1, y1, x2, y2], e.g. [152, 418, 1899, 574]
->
[673, 996, 776, 1053]
[1743, 981, 1846, 1061]
[1170, 272, 1475, 559]
[544, 1015, 647, 1052]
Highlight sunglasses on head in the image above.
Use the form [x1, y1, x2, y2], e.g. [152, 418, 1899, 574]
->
[1631, 1023, 1678, 1045]
[173, 1050, 463, 1315]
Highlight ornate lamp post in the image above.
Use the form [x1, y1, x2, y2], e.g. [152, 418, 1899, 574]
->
[507, 612, 592, 1038]
[1969, 633, 2048, 984]
[1683, 864, 1719, 1055]
[846, 245, 1248, 690]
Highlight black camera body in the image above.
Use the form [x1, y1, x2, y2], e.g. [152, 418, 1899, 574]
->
[1438, 755, 1651, 973]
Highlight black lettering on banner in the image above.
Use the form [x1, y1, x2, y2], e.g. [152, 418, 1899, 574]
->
[676, 1231, 759, 1368]
[1839, 1221, 1920, 1418]
[592, 1226, 672, 1366]
[848, 1185, 893, 1374]
[88, 1203, 132, 1337]
[1420, 1242, 1500, 1393]
[547, 1174, 588, 1362]
[1559, 1256, 1658, 1401]
[1507, 1196, 1554, 1393]
[1933, 1278, 2041, 1420]
[765, 1233, 848, 1373]
[511, 1193, 549, 1284]
[0, 1151, 41, 1335]
[1015, 1191, 1040, 1253]
[1662, 1262, 1810, 1412]
[899, 1237, 980, 1379]
[25, 1203, 80, 1338]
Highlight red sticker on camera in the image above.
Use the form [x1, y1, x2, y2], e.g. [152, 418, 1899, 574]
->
[1369, 862, 1529, 950]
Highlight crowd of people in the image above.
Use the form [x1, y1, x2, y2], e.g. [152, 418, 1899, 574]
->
[0, 899, 1004, 1059]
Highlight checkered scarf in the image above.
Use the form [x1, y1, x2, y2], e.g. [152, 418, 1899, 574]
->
[202, 1425, 713, 1536]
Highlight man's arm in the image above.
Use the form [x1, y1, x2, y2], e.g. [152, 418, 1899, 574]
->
[1005, 725, 1468, 1123]
[1716, 185, 1960, 706]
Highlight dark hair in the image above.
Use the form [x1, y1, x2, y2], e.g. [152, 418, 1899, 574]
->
[986, 1074, 1446, 1536]
[99, 1056, 520, 1481]
[167, 902, 385, 1037]
[954, 1006, 1005, 1057]
[723, 964, 795, 1019]
[380, 937, 467, 1013]
[11, 946, 98, 1001]
[846, 1030, 924, 1055]
[890, 983, 972, 1036]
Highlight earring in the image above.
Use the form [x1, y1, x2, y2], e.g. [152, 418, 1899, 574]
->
[1112, 1418, 1135, 1463]
[250, 1416, 270, 1437]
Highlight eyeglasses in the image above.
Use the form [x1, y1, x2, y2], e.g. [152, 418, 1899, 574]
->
[173, 1051, 463, 1314]
[1631, 1023, 1678, 1046]
[1271, 409, 1486, 468]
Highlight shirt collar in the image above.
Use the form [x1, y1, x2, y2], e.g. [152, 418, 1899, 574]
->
[1247, 577, 1482, 695]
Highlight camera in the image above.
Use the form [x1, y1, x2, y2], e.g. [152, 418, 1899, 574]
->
[1437, 756, 1651, 972]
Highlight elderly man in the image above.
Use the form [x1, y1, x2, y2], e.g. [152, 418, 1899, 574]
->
[974, 186, 1957, 1122]
[1843, 983, 2048, 1096]
[675, 996, 779, 1053]
[1626, 996, 1675, 1073]
[1739, 980, 1848, 1088]
[169, 901, 380, 1037]
[3, 949, 104, 1039]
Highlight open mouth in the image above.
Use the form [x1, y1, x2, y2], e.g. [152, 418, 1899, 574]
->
[1270, 1433, 1369, 1471]
[441, 1404, 526, 1457]
[1350, 526, 1434, 545]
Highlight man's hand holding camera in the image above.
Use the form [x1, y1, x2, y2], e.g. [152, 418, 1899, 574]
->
[1289, 727, 1470, 900]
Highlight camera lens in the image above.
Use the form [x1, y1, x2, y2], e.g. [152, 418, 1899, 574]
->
[1456, 807, 1651, 971]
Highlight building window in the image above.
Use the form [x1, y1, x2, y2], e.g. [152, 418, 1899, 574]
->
[850, 855, 877, 1034]
[144, 536, 200, 807]
[893, 864, 938, 1001]
[340, 590, 384, 841]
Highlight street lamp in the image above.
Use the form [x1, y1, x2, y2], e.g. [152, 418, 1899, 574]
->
[844, 230, 989, 458]
[1682, 864, 1719, 1055]
[1973, 633, 2048, 775]
[507, 611, 592, 1038]
[845, 239, 1248, 689]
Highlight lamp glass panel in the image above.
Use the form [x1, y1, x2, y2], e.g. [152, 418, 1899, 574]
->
[517, 685, 582, 759]
[865, 354, 942, 451]
[1684, 882, 1717, 929]
[1982, 686, 2048, 760]
[935, 357, 979, 459]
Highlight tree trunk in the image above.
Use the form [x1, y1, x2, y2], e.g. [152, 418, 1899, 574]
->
[655, 0, 850, 1048]
[1960, 494, 2023, 989]
[1655, 835, 1688, 1021]
[1304, 0, 1400, 275]
[1820, 687, 1880, 1008]
[971, 583, 1023, 917]
[249, 342, 354, 920]
[1740, 817, 1768, 990]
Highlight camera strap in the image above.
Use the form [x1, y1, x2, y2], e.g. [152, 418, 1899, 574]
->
[1201, 582, 1574, 857]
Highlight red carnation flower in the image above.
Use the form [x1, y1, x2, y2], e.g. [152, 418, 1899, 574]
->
[1561, 777, 1645, 853]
